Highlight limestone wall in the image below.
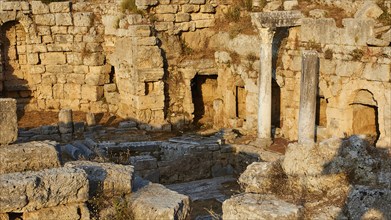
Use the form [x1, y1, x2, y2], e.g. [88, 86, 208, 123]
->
[0, 0, 390, 146]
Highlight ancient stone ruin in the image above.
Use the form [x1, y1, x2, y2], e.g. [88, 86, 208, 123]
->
[0, 0, 390, 219]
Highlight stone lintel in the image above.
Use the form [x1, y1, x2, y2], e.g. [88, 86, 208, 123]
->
[251, 11, 303, 28]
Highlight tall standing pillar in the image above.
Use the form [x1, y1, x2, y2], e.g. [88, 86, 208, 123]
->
[298, 50, 319, 144]
[257, 28, 275, 141]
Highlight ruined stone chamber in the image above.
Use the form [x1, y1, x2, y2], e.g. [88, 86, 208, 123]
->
[0, 0, 391, 219]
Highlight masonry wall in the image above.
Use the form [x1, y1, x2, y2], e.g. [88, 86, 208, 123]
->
[276, 18, 391, 147]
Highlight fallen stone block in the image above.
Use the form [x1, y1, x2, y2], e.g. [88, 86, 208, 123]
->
[354, 1, 383, 19]
[0, 98, 17, 145]
[127, 183, 190, 220]
[222, 193, 303, 220]
[238, 161, 277, 194]
[0, 167, 89, 212]
[0, 141, 61, 174]
[22, 203, 90, 220]
[65, 161, 134, 196]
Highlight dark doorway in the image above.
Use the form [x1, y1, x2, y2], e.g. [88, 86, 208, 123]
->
[0, 21, 30, 110]
[271, 79, 281, 128]
[235, 86, 246, 119]
[316, 96, 328, 127]
[191, 74, 218, 127]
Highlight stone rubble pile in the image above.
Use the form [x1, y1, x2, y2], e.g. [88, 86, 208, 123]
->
[0, 140, 191, 219]
[223, 135, 391, 219]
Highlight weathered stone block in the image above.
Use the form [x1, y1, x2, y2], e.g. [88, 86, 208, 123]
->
[81, 85, 103, 101]
[64, 83, 82, 100]
[65, 161, 134, 196]
[354, 1, 383, 19]
[49, 2, 71, 13]
[0, 167, 89, 212]
[40, 52, 66, 65]
[222, 193, 302, 220]
[0, 98, 17, 145]
[362, 63, 390, 82]
[182, 4, 200, 13]
[176, 13, 191, 22]
[127, 183, 190, 220]
[345, 186, 391, 219]
[83, 53, 105, 66]
[156, 5, 178, 14]
[73, 12, 93, 27]
[34, 14, 55, 26]
[31, 1, 49, 14]
[55, 13, 73, 26]
[129, 155, 158, 171]
[0, 141, 61, 174]
[23, 203, 90, 220]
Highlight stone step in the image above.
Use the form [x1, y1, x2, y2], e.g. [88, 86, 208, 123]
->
[222, 193, 303, 220]
[0, 141, 61, 174]
[127, 183, 190, 220]
[0, 167, 89, 213]
[65, 161, 134, 196]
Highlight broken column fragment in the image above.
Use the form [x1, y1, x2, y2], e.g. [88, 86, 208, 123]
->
[0, 98, 18, 145]
[58, 109, 73, 134]
[298, 50, 319, 144]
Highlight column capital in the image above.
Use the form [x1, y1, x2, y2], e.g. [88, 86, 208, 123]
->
[258, 27, 275, 44]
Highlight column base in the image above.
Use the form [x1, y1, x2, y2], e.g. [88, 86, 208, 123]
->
[250, 138, 273, 148]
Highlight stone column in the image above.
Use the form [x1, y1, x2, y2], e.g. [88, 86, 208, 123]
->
[257, 28, 275, 141]
[0, 98, 18, 145]
[298, 50, 319, 144]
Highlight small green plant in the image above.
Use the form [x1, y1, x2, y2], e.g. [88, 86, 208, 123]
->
[113, 18, 120, 29]
[181, 40, 193, 55]
[305, 40, 322, 52]
[350, 49, 364, 61]
[120, 0, 143, 14]
[225, 6, 241, 22]
[245, 53, 258, 71]
[377, 0, 391, 25]
[324, 48, 333, 60]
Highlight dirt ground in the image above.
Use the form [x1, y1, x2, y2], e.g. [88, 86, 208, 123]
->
[17, 110, 126, 129]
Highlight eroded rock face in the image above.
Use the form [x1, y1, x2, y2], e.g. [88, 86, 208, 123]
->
[345, 186, 391, 219]
[222, 193, 303, 220]
[0, 141, 61, 174]
[0, 167, 89, 212]
[22, 203, 90, 220]
[234, 135, 391, 218]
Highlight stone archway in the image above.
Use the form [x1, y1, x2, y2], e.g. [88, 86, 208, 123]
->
[350, 90, 380, 144]
[0, 21, 31, 109]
